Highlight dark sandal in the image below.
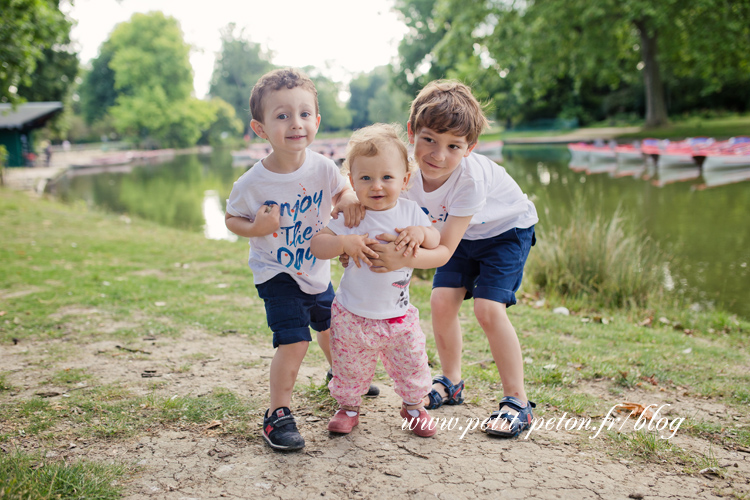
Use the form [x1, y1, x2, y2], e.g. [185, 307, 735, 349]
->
[425, 375, 465, 410]
[484, 396, 536, 438]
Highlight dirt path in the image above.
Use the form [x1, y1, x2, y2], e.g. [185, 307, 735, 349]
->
[3, 327, 748, 499]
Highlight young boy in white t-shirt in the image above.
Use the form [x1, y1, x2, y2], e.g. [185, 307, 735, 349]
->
[311, 123, 441, 437]
[370, 80, 539, 438]
[225, 68, 364, 451]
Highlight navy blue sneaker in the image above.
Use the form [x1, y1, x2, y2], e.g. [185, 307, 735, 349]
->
[262, 407, 305, 451]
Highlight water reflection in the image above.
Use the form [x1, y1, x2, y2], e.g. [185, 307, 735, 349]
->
[48, 146, 750, 319]
[505, 145, 750, 319]
[202, 190, 237, 241]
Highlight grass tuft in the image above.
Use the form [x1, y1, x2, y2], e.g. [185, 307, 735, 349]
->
[526, 199, 666, 310]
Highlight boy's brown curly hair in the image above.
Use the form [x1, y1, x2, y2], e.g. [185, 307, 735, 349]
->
[249, 68, 318, 123]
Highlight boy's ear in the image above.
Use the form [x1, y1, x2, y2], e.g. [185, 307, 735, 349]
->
[406, 122, 415, 144]
[250, 119, 267, 139]
[402, 171, 411, 190]
[464, 142, 478, 157]
[315, 114, 321, 130]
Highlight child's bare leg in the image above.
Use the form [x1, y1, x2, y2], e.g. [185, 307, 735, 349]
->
[474, 298, 527, 430]
[429, 287, 466, 398]
[269, 341, 309, 411]
[316, 329, 332, 366]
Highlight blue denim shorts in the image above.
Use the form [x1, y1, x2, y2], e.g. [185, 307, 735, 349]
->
[433, 225, 536, 306]
[255, 273, 335, 348]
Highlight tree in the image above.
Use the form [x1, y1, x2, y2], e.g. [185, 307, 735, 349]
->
[100, 12, 215, 148]
[348, 68, 390, 129]
[311, 73, 352, 132]
[395, 0, 750, 128]
[208, 24, 275, 134]
[0, 0, 75, 104]
[199, 97, 244, 146]
[346, 66, 412, 127]
[78, 41, 118, 124]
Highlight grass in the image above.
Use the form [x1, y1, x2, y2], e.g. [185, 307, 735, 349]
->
[1, 188, 750, 492]
[616, 114, 750, 140]
[0, 451, 127, 500]
[525, 197, 666, 310]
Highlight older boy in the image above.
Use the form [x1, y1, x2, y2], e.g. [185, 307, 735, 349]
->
[371, 80, 538, 437]
[225, 68, 363, 451]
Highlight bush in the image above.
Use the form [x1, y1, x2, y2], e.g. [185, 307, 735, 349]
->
[526, 201, 666, 310]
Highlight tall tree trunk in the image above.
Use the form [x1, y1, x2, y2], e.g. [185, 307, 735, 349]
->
[636, 20, 669, 128]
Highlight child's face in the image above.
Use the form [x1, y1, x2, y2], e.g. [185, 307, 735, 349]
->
[408, 124, 476, 190]
[348, 145, 410, 212]
[251, 87, 320, 155]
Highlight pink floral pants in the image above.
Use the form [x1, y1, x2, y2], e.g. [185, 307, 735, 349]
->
[329, 300, 432, 408]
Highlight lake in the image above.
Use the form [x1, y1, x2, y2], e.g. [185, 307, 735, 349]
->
[47, 145, 750, 320]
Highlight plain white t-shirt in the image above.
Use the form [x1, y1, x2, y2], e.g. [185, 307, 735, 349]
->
[226, 149, 347, 294]
[403, 152, 538, 240]
[327, 199, 432, 319]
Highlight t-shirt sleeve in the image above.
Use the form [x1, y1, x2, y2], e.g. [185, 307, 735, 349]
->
[225, 172, 256, 219]
[329, 160, 347, 198]
[447, 177, 486, 217]
[446, 157, 490, 217]
[326, 216, 348, 236]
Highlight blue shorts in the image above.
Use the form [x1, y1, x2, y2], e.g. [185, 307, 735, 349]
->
[255, 273, 335, 348]
[433, 225, 536, 306]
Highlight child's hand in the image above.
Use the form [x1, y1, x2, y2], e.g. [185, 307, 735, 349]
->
[367, 233, 409, 272]
[342, 233, 379, 268]
[253, 203, 280, 236]
[331, 191, 366, 228]
[394, 226, 426, 257]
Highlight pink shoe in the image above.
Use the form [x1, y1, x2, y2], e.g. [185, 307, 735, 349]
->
[328, 409, 359, 434]
[400, 404, 437, 437]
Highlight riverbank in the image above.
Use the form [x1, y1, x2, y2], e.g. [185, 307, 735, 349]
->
[1, 145, 211, 193]
[1, 189, 749, 498]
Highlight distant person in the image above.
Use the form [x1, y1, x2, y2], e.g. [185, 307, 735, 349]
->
[62, 140, 71, 152]
[224, 68, 368, 452]
[311, 123, 440, 437]
[368, 80, 539, 438]
[44, 142, 52, 167]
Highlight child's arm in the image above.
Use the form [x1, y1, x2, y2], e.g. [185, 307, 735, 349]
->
[331, 186, 365, 228]
[225, 203, 280, 238]
[311, 227, 380, 268]
[393, 225, 441, 256]
[368, 215, 472, 272]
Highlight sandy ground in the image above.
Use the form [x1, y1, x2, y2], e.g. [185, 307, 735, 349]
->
[2, 326, 749, 500]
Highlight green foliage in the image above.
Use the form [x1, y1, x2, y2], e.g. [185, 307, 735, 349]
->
[78, 40, 119, 124]
[208, 24, 275, 133]
[526, 200, 666, 309]
[0, 0, 75, 105]
[0, 452, 125, 500]
[311, 73, 352, 131]
[200, 97, 244, 146]
[87, 12, 213, 148]
[394, 0, 750, 127]
[348, 67, 391, 128]
[107, 12, 193, 102]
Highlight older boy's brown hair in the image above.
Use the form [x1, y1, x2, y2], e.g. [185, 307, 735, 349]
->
[343, 123, 414, 177]
[409, 80, 490, 145]
[249, 68, 319, 123]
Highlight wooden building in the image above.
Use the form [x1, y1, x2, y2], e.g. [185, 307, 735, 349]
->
[0, 102, 63, 167]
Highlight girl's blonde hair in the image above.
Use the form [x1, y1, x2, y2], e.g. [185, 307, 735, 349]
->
[342, 123, 414, 178]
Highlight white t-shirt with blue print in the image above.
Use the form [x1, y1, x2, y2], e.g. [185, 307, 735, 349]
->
[226, 149, 347, 295]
